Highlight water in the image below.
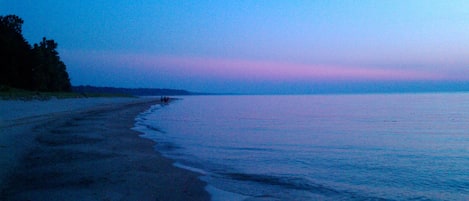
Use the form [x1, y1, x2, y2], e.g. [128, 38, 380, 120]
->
[134, 94, 469, 200]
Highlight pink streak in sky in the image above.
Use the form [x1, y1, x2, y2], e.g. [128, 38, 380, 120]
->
[63, 51, 454, 82]
[139, 55, 446, 81]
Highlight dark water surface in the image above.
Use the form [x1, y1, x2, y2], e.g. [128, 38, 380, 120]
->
[136, 94, 469, 200]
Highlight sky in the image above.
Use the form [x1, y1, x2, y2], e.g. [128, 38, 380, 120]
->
[1, 0, 469, 94]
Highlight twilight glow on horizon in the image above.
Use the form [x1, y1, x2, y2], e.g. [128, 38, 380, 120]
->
[1, 0, 468, 94]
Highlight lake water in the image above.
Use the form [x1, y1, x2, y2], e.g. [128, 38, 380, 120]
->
[134, 94, 469, 200]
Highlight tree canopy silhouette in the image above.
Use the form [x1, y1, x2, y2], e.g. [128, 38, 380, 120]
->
[0, 14, 71, 92]
[31, 37, 71, 91]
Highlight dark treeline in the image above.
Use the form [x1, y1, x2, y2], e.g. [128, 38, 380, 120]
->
[72, 85, 195, 96]
[0, 15, 71, 92]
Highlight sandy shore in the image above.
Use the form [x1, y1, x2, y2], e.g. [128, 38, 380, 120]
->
[0, 98, 209, 201]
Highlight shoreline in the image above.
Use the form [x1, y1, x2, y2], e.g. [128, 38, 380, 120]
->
[0, 98, 210, 201]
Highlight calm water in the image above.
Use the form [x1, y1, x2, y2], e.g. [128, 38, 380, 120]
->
[134, 94, 469, 201]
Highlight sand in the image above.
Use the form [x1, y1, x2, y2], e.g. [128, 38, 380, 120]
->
[0, 98, 210, 201]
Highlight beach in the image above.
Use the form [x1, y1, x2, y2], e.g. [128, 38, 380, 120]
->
[0, 97, 209, 201]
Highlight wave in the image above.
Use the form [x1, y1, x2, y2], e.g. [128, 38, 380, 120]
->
[220, 172, 395, 201]
[144, 124, 166, 134]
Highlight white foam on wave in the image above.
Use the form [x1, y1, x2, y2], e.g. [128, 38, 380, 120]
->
[173, 162, 250, 201]
[173, 162, 207, 175]
[133, 100, 251, 201]
[205, 184, 250, 201]
[132, 104, 163, 137]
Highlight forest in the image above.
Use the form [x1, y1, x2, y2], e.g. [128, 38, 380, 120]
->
[0, 15, 71, 92]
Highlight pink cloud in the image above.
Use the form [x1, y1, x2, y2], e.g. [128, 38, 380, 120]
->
[61, 50, 455, 82]
[140, 55, 447, 81]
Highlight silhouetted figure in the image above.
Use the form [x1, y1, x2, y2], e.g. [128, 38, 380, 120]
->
[160, 96, 170, 103]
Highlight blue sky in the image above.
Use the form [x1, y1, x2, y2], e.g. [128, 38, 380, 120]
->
[1, 0, 468, 93]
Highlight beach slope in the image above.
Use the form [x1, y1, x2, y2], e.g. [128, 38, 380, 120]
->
[0, 98, 209, 201]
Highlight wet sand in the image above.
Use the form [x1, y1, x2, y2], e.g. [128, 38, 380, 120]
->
[0, 98, 210, 201]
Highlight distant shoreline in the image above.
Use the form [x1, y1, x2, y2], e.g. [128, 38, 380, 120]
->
[0, 98, 209, 200]
[72, 85, 212, 96]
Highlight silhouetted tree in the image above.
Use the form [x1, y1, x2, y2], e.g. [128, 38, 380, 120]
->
[0, 15, 23, 34]
[0, 15, 33, 89]
[32, 37, 71, 91]
[0, 15, 71, 92]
